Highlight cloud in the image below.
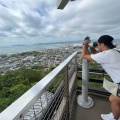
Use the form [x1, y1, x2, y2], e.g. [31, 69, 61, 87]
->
[0, 0, 120, 46]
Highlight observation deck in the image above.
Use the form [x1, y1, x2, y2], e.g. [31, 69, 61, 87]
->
[0, 52, 111, 120]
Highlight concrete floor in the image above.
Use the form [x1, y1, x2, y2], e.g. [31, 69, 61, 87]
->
[71, 93, 111, 120]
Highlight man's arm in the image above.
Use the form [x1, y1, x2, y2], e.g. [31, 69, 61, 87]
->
[82, 40, 94, 61]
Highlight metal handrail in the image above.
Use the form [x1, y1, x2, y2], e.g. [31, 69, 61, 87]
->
[0, 52, 77, 120]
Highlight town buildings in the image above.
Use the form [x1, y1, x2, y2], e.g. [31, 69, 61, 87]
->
[0, 44, 81, 74]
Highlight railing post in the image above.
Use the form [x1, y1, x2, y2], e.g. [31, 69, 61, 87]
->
[75, 54, 77, 73]
[67, 65, 70, 120]
[63, 65, 69, 120]
[77, 59, 94, 108]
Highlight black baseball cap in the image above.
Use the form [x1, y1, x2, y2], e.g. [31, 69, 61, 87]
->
[98, 35, 116, 49]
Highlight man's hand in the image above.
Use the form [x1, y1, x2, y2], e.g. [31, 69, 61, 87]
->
[83, 39, 91, 45]
[82, 39, 93, 61]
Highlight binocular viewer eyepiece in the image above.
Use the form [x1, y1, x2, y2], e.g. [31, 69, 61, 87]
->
[73, 42, 97, 48]
[93, 42, 98, 47]
[73, 36, 98, 48]
[84, 36, 90, 41]
[84, 36, 98, 47]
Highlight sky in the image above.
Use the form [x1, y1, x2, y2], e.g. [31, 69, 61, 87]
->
[0, 0, 120, 46]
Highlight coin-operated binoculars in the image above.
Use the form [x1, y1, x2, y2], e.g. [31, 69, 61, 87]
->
[77, 36, 94, 108]
[73, 36, 98, 49]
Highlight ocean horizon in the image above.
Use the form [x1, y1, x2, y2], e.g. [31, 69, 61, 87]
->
[0, 40, 120, 55]
[0, 41, 80, 55]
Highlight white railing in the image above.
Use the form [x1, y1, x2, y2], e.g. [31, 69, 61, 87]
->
[0, 52, 78, 120]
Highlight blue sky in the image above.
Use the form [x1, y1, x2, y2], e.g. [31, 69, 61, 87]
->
[0, 0, 120, 46]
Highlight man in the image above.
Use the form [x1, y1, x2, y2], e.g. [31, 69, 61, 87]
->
[82, 35, 120, 120]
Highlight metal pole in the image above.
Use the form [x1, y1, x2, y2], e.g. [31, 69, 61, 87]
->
[77, 59, 94, 108]
[81, 59, 89, 102]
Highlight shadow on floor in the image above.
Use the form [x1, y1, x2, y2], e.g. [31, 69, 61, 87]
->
[72, 93, 111, 120]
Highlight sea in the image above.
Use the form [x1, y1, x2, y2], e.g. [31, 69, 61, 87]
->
[0, 40, 120, 55]
[0, 41, 80, 55]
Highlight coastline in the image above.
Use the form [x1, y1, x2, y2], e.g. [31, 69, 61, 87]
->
[0, 40, 82, 55]
[0, 43, 70, 55]
[0, 40, 119, 55]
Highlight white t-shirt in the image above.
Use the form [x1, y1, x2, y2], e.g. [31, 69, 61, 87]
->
[91, 49, 120, 83]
